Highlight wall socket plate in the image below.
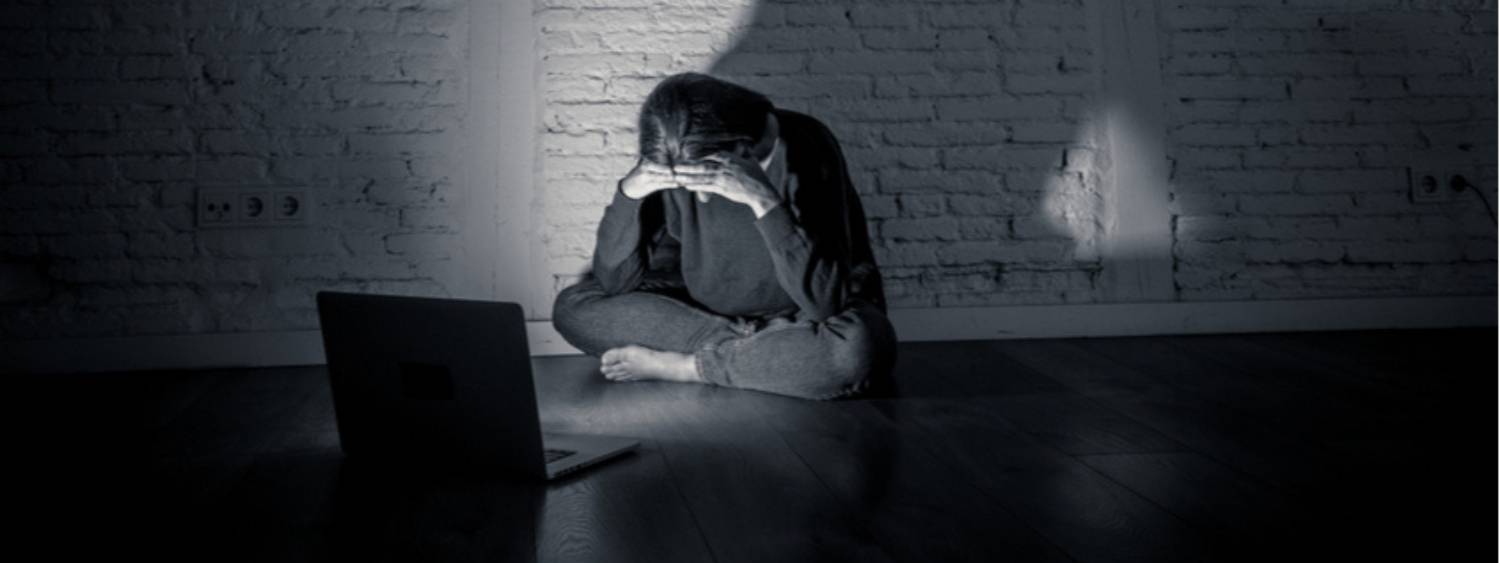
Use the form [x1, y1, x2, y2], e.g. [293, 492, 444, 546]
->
[198, 187, 311, 228]
[1408, 167, 1448, 203]
[1407, 162, 1477, 205]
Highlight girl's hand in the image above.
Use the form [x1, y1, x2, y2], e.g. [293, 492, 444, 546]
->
[618, 159, 680, 200]
[673, 153, 783, 218]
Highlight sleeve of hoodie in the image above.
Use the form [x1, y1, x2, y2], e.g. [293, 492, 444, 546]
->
[590, 181, 666, 295]
[752, 116, 872, 322]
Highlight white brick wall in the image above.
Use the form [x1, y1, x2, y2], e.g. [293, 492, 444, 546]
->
[1161, 0, 1498, 301]
[0, 0, 471, 339]
[537, 0, 1108, 309]
[2, 0, 1493, 342]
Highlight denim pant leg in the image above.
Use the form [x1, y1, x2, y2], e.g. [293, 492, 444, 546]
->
[551, 274, 741, 357]
[694, 299, 899, 401]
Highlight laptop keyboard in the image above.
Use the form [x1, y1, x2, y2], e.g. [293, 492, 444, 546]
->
[544, 448, 576, 463]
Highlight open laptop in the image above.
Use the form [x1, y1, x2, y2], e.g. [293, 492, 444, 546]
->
[316, 291, 639, 480]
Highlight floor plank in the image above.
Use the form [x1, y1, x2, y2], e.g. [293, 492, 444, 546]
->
[11, 327, 1493, 562]
[1079, 451, 1313, 561]
[748, 394, 1076, 562]
[895, 397, 1223, 563]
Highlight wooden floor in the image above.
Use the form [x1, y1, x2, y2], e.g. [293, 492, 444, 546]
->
[10, 328, 1496, 562]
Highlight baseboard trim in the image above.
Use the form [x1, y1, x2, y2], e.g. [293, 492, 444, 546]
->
[884, 295, 1496, 341]
[4, 295, 1493, 375]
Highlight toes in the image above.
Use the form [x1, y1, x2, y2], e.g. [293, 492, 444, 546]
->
[601, 363, 634, 381]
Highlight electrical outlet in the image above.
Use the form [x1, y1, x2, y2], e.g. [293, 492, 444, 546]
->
[197, 187, 311, 228]
[238, 191, 270, 224]
[1445, 173, 1472, 197]
[273, 189, 308, 224]
[1408, 167, 1449, 204]
[197, 188, 236, 226]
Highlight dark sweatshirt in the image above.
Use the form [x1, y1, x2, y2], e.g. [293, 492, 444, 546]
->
[589, 109, 885, 322]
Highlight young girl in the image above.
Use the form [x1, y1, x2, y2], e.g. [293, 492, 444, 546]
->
[551, 72, 895, 400]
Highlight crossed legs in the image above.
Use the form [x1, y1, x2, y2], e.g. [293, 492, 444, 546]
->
[551, 274, 896, 400]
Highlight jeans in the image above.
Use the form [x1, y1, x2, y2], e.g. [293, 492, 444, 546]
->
[551, 272, 898, 401]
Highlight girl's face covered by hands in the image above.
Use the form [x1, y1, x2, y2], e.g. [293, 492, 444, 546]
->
[676, 113, 779, 204]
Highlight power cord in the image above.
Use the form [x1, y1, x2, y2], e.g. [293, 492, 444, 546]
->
[1454, 175, 1497, 225]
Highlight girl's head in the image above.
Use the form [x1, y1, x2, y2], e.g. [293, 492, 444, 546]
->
[637, 73, 774, 168]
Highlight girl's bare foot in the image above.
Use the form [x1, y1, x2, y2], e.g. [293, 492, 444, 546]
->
[599, 345, 701, 383]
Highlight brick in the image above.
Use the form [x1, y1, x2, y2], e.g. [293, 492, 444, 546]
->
[881, 218, 961, 241]
[1006, 73, 1095, 95]
[1174, 170, 1297, 192]
[848, 6, 921, 28]
[874, 72, 1003, 98]
[1299, 124, 1414, 146]
[1174, 240, 1248, 265]
[879, 170, 1001, 194]
[711, 53, 807, 75]
[733, 29, 862, 52]
[1243, 148, 1359, 169]
[78, 286, 198, 308]
[944, 146, 1064, 171]
[936, 97, 1063, 121]
[785, 6, 848, 27]
[1237, 193, 1355, 216]
[1162, 8, 1235, 30]
[861, 30, 939, 50]
[1331, 216, 1424, 240]
[938, 30, 991, 51]
[1176, 215, 1268, 242]
[1346, 241, 1464, 263]
[43, 234, 128, 258]
[331, 80, 462, 107]
[1173, 77, 1287, 101]
[936, 290, 1070, 307]
[1012, 214, 1073, 239]
[1169, 54, 1234, 75]
[399, 206, 457, 230]
[396, 8, 463, 35]
[1463, 239, 1497, 261]
[56, 130, 194, 156]
[936, 240, 1072, 265]
[598, 30, 724, 55]
[1003, 53, 1064, 74]
[960, 217, 1008, 240]
[1003, 269, 1094, 291]
[1244, 241, 1345, 263]
[51, 80, 191, 106]
[717, 75, 871, 99]
[1409, 75, 1493, 97]
[1015, 4, 1087, 27]
[50, 259, 133, 283]
[861, 195, 898, 218]
[808, 52, 935, 74]
[1294, 169, 1405, 193]
[929, 6, 1009, 28]
[1292, 77, 1405, 100]
[933, 51, 1000, 72]
[814, 99, 934, 122]
[1265, 216, 1342, 239]
[849, 148, 940, 172]
[1011, 123, 1082, 143]
[384, 232, 457, 257]
[898, 194, 947, 217]
[883, 123, 1010, 146]
[127, 233, 196, 258]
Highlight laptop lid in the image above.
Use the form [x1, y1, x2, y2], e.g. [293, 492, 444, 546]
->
[316, 291, 547, 479]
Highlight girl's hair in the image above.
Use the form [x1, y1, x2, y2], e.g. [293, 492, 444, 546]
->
[637, 72, 773, 167]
